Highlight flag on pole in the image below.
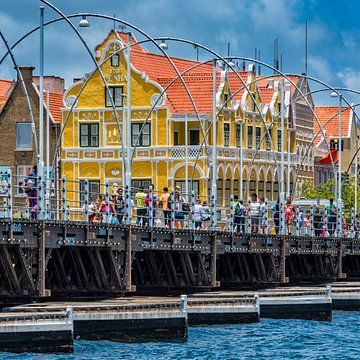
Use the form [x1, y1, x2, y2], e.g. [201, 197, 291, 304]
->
[319, 149, 338, 165]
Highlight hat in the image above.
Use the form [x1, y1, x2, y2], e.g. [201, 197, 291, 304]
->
[175, 185, 180, 192]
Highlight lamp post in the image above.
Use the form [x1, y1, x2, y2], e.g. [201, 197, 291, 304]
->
[211, 58, 217, 231]
[126, 32, 132, 225]
[279, 79, 285, 235]
[331, 91, 343, 237]
[237, 119, 244, 201]
[38, 6, 45, 220]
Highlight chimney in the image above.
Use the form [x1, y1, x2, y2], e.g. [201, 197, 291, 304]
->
[18, 66, 35, 82]
[32, 76, 65, 93]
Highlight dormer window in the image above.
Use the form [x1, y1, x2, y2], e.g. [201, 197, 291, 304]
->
[111, 54, 119, 67]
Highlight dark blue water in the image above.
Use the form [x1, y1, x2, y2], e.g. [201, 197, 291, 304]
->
[2, 311, 360, 360]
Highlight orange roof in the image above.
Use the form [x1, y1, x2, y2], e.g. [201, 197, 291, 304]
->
[0, 79, 13, 110]
[313, 106, 352, 145]
[43, 91, 63, 123]
[120, 32, 251, 114]
[259, 87, 274, 104]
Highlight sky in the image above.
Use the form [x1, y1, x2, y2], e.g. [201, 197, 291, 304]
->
[0, 0, 359, 105]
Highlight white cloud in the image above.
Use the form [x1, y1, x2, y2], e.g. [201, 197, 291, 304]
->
[337, 68, 360, 91]
[308, 56, 333, 82]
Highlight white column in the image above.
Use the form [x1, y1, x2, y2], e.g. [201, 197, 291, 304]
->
[185, 112, 188, 201]
[211, 59, 217, 231]
[280, 80, 286, 235]
[338, 95, 343, 237]
[239, 120, 243, 201]
[38, 6, 45, 219]
[125, 32, 132, 224]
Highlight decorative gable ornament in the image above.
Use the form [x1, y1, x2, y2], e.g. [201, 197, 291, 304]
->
[150, 94, 165, 107]
[65, 95, 77, 108]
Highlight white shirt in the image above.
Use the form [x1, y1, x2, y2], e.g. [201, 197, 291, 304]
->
[193, 204, 203, 222]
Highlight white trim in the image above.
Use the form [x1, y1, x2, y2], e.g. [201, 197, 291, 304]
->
[170, 162, 205, 178]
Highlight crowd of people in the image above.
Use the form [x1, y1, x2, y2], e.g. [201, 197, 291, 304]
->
[81, 184, 213, 230]
[18, 172, 352, 237]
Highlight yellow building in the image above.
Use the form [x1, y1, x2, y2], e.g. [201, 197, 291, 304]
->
[61, 31, 296, 209]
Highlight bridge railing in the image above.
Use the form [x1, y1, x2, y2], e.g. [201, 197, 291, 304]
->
[0, 171, 357, 239]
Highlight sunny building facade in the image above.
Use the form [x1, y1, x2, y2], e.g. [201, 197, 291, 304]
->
[61, 31, 296, 209]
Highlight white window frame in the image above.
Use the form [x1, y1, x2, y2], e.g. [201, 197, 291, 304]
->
[16, 123, 32, 150]
[111, 54, 119, 67]
[105, 86, 123, 107]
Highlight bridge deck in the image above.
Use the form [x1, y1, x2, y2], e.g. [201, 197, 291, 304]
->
[1, 219, 360, 300]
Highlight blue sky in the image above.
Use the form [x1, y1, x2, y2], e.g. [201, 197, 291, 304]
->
[0, 0, 359, 105]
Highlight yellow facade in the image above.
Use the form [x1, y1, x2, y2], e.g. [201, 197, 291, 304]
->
[61, 31, 295, 210]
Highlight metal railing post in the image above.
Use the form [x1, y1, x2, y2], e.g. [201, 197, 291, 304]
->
[279, 194, 285, 235]
[105, 180, 110, 224]
[210, 194, 216, 231]
[84, 179, 89, 223]
[351, 207, 355, 239]
[191, 190, 195, 230]
[310, 205, 314, 237]
[229, 195, 234, 232]
[6, 169, 12, 220]
[125, 185, 131, 225]
[149, 185, 153, 228]
[264, 199, 269, 235]
[37, 174, 42, 220]
[61, 176, 67, 221]
[247, 198, 252, 234]
[170, 190, 175, 230]
[323, 209, 328, 238]
[295, 205, 300, 236]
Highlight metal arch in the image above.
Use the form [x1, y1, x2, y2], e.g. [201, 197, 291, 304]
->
[2, 7, 357, 202]
[35, 8, 214, 180]
[0, 12, 280, 195]
[39, 3, 127, 178]
[0, 31, 39, 157]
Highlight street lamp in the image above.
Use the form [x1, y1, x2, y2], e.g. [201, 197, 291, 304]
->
[79, 15, 90, 28]
[159, 40, 168, 50]
[330, 91, 343, 237]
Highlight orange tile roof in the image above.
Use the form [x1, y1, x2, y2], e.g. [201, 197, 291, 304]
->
[0, 79, 13, 110]
[259, 87, 274, 104]
[120, 32, 252, 114]
[43, 91, 63, 123]
[313, 106, 351, 145]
